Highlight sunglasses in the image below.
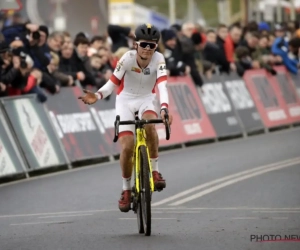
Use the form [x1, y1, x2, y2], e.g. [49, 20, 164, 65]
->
[136, 42, 157, 50]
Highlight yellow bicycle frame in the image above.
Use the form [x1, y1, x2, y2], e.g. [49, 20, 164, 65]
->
[134, 128, 155, 193]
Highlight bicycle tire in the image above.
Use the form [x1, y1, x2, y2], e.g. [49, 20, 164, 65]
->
[134, 168, 144, 234]
[137, 200, 144, 234]
[140, 145, 151, 236]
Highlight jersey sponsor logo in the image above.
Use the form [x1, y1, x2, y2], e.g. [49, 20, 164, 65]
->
[159, 64, 166, 71]
[116, 59, 125, 72]
[143, 68, 150, 75]
[131, 67, 141, 73]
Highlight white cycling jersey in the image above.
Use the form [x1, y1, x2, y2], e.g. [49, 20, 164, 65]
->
[95, 50, 169, 135]
[95, 50, 169, 109]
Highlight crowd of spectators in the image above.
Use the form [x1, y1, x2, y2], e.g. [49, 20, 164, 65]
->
[160, 20, 300, 87]
[1, 11, 300, 102]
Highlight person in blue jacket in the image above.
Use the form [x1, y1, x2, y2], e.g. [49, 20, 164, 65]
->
[271, 36, 300, 74]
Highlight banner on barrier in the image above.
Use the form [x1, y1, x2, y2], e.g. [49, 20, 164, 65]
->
[46, 87, 115, 162]
[243, 69, 291, 128]
[165, 76, 216, 144]
[289, 72, 300, 98]
[222, 74, 264, 133]
[1, 96, 68, 170]
[273, 66, 300, 123]
[200, 75, 243, 137]
[85, 86, 121, 154]
[0, 108, 25, 177]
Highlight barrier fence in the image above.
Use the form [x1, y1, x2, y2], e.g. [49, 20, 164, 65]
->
[1, 67, 300, 181]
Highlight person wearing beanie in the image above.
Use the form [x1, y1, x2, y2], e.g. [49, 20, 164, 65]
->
[161, 28, 189, 76]
[38, 25, 49, 46]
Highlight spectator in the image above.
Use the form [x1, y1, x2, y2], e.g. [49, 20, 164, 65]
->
[178, 22, 204, 88]
[160, 28, 189, 76]
[272, 36, 300, 74]
[71, 36, 95, 87]
[40, 52, 61, 94]
[216, 24, 230, 73]
[224, 24, 242, 71]
[59, 42, 82, 83]
[240, 31, 260, 56]
[107, 24, 134, 53]
[88, 36, 105, 57]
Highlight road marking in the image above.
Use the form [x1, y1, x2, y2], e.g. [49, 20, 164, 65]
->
[0, 209, 117, 219]
[38, 214, 93, 219]
[152, 211, 202, 214]
[232, 217, 259, 220]
[169, 159, 300, 206]
[152, 207, 300, 211]
[232, 217, 288, 220]
[253, 211, 300, 213]
[152, 157, 300, 207]
[118, 218, 176, 220]
[10, 221, 69, 226]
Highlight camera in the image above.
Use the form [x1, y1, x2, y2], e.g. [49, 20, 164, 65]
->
[32, 31, 40, 41]
[19, 52, 28, 69]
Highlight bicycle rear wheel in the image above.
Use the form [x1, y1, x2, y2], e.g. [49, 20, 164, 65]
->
[139, 145, 151, 236]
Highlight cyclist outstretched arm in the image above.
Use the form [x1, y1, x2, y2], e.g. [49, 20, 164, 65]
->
[95, 55, 127, 99]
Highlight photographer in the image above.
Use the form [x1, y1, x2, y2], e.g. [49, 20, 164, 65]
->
[1, 46, 46, 102]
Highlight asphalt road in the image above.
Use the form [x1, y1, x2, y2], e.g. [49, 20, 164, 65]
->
[0, 128, 300, 250]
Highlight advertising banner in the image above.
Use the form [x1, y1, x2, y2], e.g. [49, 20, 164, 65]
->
[243, 69, 291, 128]
[1, 96, 67, 170]
[85, 86, 121, 154]
[200, 75, 243, 138]
[273, 66, 300, 124]
[222, 74, 264, 133]
[289, 72, 300, 98]
[46, 87, 114, 162]
[0, 107, 25, 177]
[165, 76, 216, 143]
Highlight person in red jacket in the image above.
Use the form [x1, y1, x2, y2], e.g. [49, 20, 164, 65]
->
[224, 24, 242, 72]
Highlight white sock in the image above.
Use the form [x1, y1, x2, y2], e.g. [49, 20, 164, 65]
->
[122, 176, 131, 190]
[150, 157, 159, 172]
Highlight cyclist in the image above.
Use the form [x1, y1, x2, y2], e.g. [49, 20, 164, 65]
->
[78, 23, 173, 212]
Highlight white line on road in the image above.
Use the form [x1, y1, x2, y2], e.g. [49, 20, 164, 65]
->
[152, 157, 300, 207]
[10, 221, 69, 226]
[232, 217, 260, 220]
[252, 211, 300, 213]
[118, 218, 177, 220]
[38, 214, 93, 219]
[152, 207, 300, 210]
[169, 159, 300, 206]
[232, 217, 288, 220]
[152, 211, 202, 214]
[0, 209, 117, 219]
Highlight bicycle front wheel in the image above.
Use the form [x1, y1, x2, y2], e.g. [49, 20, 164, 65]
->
[139, 145, 151, 236]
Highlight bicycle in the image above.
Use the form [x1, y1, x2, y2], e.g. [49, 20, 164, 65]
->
[113, 111, 171, 236]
